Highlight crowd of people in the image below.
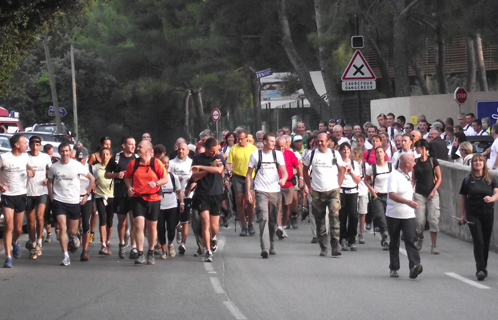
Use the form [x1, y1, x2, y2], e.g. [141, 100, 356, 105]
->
[1, 114, 497, 282]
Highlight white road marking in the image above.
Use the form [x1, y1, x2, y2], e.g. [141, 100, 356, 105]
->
[445, 272, 490, 289]
[223, 301, 247, 320]
[210, 277, 225, 294]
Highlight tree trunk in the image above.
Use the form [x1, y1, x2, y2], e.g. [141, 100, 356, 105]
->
[191, 88, 206, 130]
[410, 59, 430, 95]
[43, 36, 63, 134]
[249, 68, 262, 131]
[392, 0, 411, 97]
[466, 36, 476, 92]
[365, 31, 393, 97]
[434, 0, 446, 94]
[276, 0, 329, 118]
[314, 0, 341, 120]
[474, 33, 488, 92]
[184, 90, 191, 141]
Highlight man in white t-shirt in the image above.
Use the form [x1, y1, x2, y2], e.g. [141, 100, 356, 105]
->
[169, 143, 192, 254]
[47, 143, 95, 266]
[246, 133, 287, 258]
[303, 133, 345, 257]
[1, 134, 35, 268]
[486, 124, 498, 170]
[25, 135, 52, 260]
[386, 153, 423, 279]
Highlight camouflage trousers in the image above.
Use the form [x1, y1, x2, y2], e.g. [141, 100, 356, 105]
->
[311, 188, 341, 250]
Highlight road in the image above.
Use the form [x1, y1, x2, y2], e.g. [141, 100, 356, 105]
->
[1, 217, 497, 320]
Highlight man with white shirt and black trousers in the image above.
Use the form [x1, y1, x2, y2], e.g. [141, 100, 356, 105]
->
[303, 133, 345, 257]
[246, 133, 287, 258]
[386, 153, 423, 279]
[463, 113, 476, 136]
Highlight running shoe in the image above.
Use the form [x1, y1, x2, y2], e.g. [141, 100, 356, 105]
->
[168, 244, 176, 257]
[319, 247, 328, 257]
[178, 243, 186, 255]
[358, 232, 365, 244]
[204, 250, 213, 262]
[129, 248, 139, 259]
[105, 245, 112, 256]
[4, 257, 12, 268]
[118, 243, 126, 259]
[415, 236, 424, 251]
[25, 241, 33, 250]
[61, 256, 70, 266]
[124, 230, 130, 248]
[290, 216, 298, 229]
[431, 245, 439, 255]
[161, 251, 167, 260]
[311, 237, 317, 243]
[35, 244, 42, 256]
[341, 239, 349, 251]
[135, 253, 146, 265]
[99, 245, 106, 255]
[89, 233, 95, 243]
[45, 233, 52, 243]
[147, 251, 155, 265]
[282, 229, 288, 238]
[409, 264, 423, 279]
[194, 247, 202, 257]
[477, 271, 486, 281]
[42, 228, 47, 242]
[72, 235, 81, 250]
[276, 227, 284, 240]
[154, 242, 162, 255]
[261, 250, 269, 259]
[301, 207, 309, 221]
[176, 229, 182, 244]
[210, 237, 218, 253]
[331, 240, 341, 257]
[12, 243, 21, 259]
[248, 224, 255, 235]
[390, 270, 399, 278]
[80, 250, 89, 261]
[239, 226, 248, 237]
[365, 223, 371, 231]
[29, 248, 37, 260]
[349, 243, 357, 251]
[269, 245, 276, 255]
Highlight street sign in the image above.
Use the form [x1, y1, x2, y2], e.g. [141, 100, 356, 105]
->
[48, 106, 67, 117]
[476, 101, 498, 121]
[454, 87, 467, 104]
[255, 68, 273, 79]
[341, 50, 376, 91]
[211, 108, 221, 122]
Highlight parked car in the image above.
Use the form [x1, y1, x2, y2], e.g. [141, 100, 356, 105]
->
[0, 133, 12, 154]
[0, 107, 22, 133]
[32, 123, 74, 143]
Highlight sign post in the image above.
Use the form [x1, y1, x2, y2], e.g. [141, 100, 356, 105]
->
[211, 108, 221, 140]
[48, 106, 67, 118]
[341, 50, 376, 91]
[454, 87, 467, 115]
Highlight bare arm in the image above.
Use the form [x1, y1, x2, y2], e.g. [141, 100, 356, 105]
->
[459, 194, 466, 221]
[245, 167, 255, 204]
[364, 174, 377, 197]
[484, 187, 498, 203]
[47, 178, 53, 201]
[337, 166, 345, 188]
[303, 165, 311, 191]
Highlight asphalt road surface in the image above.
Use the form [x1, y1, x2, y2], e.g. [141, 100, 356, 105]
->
[1, 218, 497, 320]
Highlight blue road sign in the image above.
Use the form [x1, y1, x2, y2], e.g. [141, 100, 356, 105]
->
[256, 68, 273, 79]
[476, 100, 498, 122]
[48, 106, 67, 117]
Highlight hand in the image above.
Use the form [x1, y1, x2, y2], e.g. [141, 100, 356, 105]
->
[148, 181, 157, 188]
[179, 203, 185, 213]
[178, 176, 183, 181]
[407, 200, 418, 209]
[190, 166, 201, 173]
[128, 187, 135, 196]
[371, 190, 378, 198]
[27, 166, 35, 178]
[278, 179, 285, 187]
[344, 164, 352, 173]
[43, 179, 48, 186]
[80, 194, 88, 205]
[117, 171, 125, 179]
[484, 196, 494, 203]
[212, 159, 222, 167]
[0, 184, 7, 192]
[298, 179, 304, 189]
[428, 191, 435, 199]
[245, 192, 253, 205]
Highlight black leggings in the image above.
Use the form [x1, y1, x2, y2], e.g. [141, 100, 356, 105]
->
[95, 198, 115, 228]
[80, 200, 93, 234]
[158, 207, 179, 245]
[339, 192, 359, 244]
[467, 212, 494, 273]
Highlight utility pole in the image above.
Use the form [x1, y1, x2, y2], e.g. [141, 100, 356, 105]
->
[43, 36, 63, 134]
[71, 44, 78, 141]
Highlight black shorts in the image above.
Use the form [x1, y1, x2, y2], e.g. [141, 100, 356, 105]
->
[131, 197, 160, 221]
[179, 198, 192, 224]
[193, 194, 223, 216]
[114, 196, 132, 215]
[1, 195, 27, 213]
[25, 195, 49, 212]
[52, 200, 80, 220]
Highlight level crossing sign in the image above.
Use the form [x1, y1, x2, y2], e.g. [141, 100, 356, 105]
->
[341, 50, 376, 91]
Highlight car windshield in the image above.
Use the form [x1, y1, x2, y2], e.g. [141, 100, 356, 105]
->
[0, 136, 10, 148]
[33, 125, 57, 133]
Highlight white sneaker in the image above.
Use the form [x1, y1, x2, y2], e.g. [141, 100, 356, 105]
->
[61, 256, 70, 266]
[176, 229, 182, 244]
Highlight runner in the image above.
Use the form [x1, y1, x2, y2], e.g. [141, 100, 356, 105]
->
[94, 147, 114, 256]
[226, 129, 258, 236]
[246, 133, 287, 258]
[25, 135, 52, 260]
[169, 142, 193, 255]
[124, 140, 168, 265]
[1, 134, 35, 268]
[47, 143, 95, 266]
[190, 137, 225, 262]
[105, 136, 137, 259]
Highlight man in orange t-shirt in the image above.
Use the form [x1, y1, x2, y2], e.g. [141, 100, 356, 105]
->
[124, 140, 169, 265]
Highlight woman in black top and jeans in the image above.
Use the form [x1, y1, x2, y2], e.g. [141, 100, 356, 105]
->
[459, 154, 498, 281]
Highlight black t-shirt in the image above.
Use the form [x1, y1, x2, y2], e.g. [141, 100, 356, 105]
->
[105, 152, 136, 197]
[191, 153, 224, 196]
[414, 157, 439, 197]
[459, 175, 498, 215]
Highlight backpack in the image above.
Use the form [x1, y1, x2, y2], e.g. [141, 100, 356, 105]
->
[255, 149, 278, 177]
[131, 157, 162, 196]
[160, 172, 176, 197]
[371, 162, 392, 187]
[309, 149, 338, 170]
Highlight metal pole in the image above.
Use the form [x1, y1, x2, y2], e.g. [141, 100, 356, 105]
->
[216, 120, 219, 140]
[70, 44, 78, 141]
[355, 14, 362, 124]
[458, 103, 461, 116]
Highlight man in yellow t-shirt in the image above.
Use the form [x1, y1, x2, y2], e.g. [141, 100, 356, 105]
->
[227, 129, 258, 236]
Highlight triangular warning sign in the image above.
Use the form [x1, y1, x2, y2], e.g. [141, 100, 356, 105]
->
[341, 50, 376, 81]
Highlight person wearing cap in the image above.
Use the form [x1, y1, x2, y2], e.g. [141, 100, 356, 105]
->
[292, 135, 304, 155]
[74, 147, 96, 261]
[428, 126, 449, 161]
[1, 134, 35, 268]
[47, 143, 95, 266]
[25, 135, 53, 260]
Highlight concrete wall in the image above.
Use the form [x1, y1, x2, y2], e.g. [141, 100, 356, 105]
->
[438, 161, 498, 252]
[370, 91, 498, 124]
